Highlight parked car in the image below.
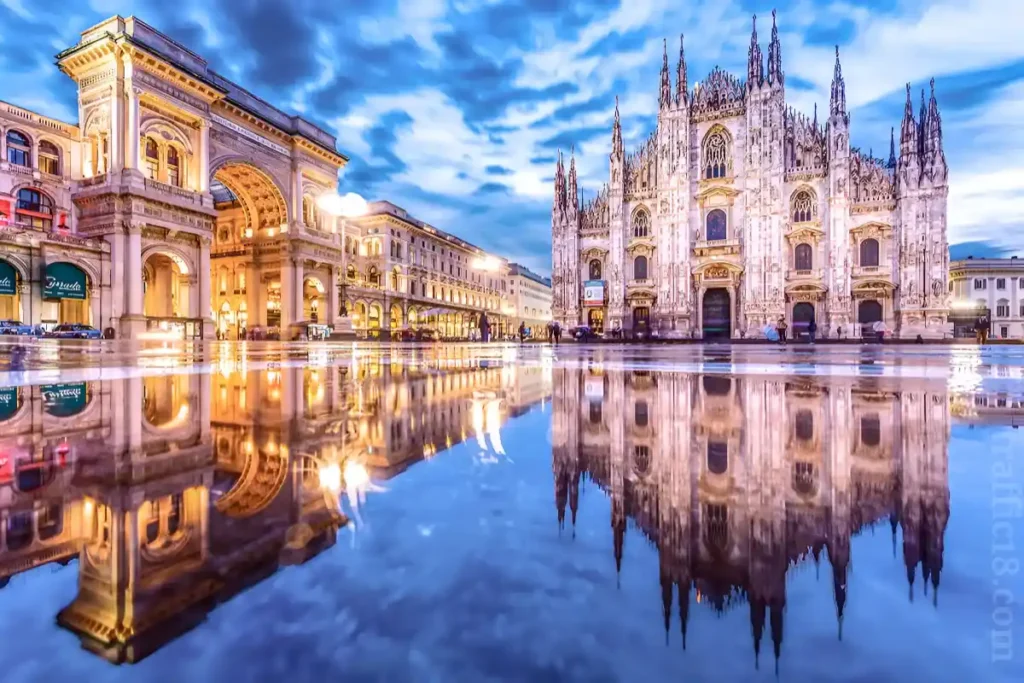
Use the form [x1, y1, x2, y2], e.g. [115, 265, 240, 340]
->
[415, 328, 441, 342]
[0, 319, 34, 335]
[45, 323, 102, 339]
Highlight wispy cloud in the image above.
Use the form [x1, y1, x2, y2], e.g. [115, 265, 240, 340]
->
[1, 0, 1022, 273]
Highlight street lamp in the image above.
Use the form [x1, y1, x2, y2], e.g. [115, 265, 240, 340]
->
[318, 192, 368, 319]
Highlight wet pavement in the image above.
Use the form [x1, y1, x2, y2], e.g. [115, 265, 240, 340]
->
[0, 340, 1021, 682]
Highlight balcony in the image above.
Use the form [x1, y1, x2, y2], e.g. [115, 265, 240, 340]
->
[786, 268, 824, 282]
[143, 178, 211, 208]
[852, 264, 892, 279]
[693, 238, 742, 256]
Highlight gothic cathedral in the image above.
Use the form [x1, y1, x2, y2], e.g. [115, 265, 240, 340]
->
[550, 12, 950, 340]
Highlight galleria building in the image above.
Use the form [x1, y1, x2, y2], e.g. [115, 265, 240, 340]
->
[0, 16, 513, 340]
[551, 14, 952, 339]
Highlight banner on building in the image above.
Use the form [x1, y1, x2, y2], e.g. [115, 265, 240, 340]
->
[583, 280, 605, 307]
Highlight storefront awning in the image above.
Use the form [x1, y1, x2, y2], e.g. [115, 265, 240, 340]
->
[0, 260, 17, 295]
[43, 262, 87, 300]
[40, 382, 89, 418]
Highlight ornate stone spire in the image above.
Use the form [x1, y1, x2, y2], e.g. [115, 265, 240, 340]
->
[812, 102, 818, 129]
[829, 45, 846, 118]
[900, 83, 918, 156]
[918, 88, 927, 156]
[659, 38, 672, 108]
[675, 34, 688, 106]
[612, 96, 624, 158]
[767, 9, 783, 85]
[554, 150, 566, 214]
[924, 79, 943, 154]
[888, 126, 897, 168]
[567, 145, 578, 211]
[747, 15, 764, 87]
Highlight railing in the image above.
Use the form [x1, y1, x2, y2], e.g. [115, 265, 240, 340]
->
[0, 161, 34, 177]
[144, 178, 205, 205]
[786, 268, 824, 280]
[1, 101, 77, 135]
[78, 173, 108, 188]
[628, 278, 654, 288]
[694, 238, 742, 250]
[852, 265, 890, 278]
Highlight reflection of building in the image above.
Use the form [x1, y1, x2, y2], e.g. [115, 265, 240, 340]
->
[948, 258, 1024, 339]
[551, 14, 951, 340]
[0, 15, 348, 339]
[552, 365, 953, 669]
[0, 352, 551, 662]
[345, 201, 511, 339]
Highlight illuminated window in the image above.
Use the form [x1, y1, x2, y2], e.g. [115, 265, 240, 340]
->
[39, 140, 61, 175]
[167, 146, 181, 187]
[6, 130, 30, 167]
[144, 137, 159, 180]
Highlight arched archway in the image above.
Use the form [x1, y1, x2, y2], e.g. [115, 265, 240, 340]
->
[143, 374, 193, 431]
[302, 276, 325, 323]
[702, 288, 731, 339]
[143, 251, 192, 319]
[42, 261, 92, 326]
[793, 302, 815, 339]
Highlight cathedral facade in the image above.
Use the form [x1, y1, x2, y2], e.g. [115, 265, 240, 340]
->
[551, 13, 951, 339]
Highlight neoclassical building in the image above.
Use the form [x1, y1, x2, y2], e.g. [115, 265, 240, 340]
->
[551, 13, 951, 339]
[552, 364, 954, 665]
[0, 15, 349, 339]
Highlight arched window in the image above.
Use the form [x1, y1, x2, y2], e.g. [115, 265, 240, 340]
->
[16, 188, 54, 230]
[706, 209, 727, 241]
[589, 259, 602, 280]
[144, 137, 159, 180]
[633, 255, 648, 280]
[38, 140, 61, 176]
[633, 209, 650, 238]
[391, 269, 400, 292]
[860, 238, 880, 267]
[6, 130, 30, 167]
[792, 190, 814, 222]
[302, 195, 316, 227]
[795, 243, 813, 271]
[368, 266, 380, 287]
[166, 146, 181, 187]
[703, 132, 728, 179]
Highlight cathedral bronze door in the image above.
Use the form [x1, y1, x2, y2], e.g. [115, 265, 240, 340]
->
[702, 289, 731, 339]
[793, 302, 815, 340]
[632, 307, 650, 333]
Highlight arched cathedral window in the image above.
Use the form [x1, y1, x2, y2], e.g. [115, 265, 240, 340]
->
[792, 190, 815, 222]
[633, 209, 650, 238]
[703, 132, 729, 179]
[860, 238, 880, 268]
[706, 209, 727, 241]
[589, 259, 602, 280]
[633, 255, 648, 280]
[795, 243, 813, 271]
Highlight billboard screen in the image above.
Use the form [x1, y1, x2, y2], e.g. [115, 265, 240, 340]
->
[583, 280, 605, 306]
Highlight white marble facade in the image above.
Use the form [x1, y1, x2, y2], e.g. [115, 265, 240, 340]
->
[551, 12, 951, 339]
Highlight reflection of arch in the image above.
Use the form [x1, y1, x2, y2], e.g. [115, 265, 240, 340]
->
[211, 160, 289, 230]
[214, 448, 289, 518]
[142, 375, 192, 431]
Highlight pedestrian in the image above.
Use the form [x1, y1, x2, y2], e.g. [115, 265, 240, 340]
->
[553, 322, 561, 344]
[808, 318, 817, 345]
[776, 317, 788, 344]
[519, 321, 527, 343]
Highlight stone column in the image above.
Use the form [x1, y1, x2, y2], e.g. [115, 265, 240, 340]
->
[177, 275, 191, 319]
[198, 121, 210, 192]
[294, 259, 305, 323]
[119, 226, 146, 338]
[127, 375, 143, 455]
[199, 238, 213, 337]
[328, 264, 340, 323]
[126, 86, 140, 170]
[247, 263, 261, 328]
[280, 257, 295, 330]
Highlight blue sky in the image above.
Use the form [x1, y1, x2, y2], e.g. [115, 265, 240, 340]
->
[1, 0, 1022, 274]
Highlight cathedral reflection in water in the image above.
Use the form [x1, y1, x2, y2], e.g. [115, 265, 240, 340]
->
[551, 365, 952, 670]
[0, 350, 546, 663]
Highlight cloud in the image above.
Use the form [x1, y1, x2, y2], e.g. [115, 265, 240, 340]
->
[0, 0, 1022, 276]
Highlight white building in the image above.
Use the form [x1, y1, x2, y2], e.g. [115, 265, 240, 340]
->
[507, 263, 552, 338]
[949, 257, 1024, 339]
[551, 13, 951, 340]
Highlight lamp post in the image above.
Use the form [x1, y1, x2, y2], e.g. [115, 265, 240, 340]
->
[317, 191, 368, 340]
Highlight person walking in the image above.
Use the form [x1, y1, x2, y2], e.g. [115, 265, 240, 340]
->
[776, 317, 788, 345]
[519, 321, 527, 343]
[808, 318, 817, 345]
[975, 315, 989, 344]
[553, 322, 561, 344]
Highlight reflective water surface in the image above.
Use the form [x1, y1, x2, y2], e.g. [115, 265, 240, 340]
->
[0, 343, 1021, 682]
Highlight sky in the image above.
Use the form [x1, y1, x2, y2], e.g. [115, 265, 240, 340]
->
[1, 0, 1022, 275]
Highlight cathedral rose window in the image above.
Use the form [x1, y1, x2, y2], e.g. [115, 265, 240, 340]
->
[706, 209, 727, 241]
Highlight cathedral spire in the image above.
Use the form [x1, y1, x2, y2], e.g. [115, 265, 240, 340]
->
[888, 127, 897, 169]
[829, 45, 846, 118]
[568, 145, 578, 210]
[676, 34, 688, 106]
[612, 96, 623, 158]
[747, 14, 764, 87]
[923, 78, 944, 156]
[812, 102, 818, 130]
[659, 38, 672, 108]
[554, 151, 566, 214]
[900, 83, 918, 156]
[767, 9, 783, 85]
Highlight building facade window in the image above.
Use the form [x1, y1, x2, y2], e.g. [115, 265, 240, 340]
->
[589, 259, 602, 280]
[706, 209, 727, 241]
[996, 278, 1006, 290]
[15, 188, 54, 230]
[144, 137, 159, 180]
[38, 140, 60, 175]
[859, 238, 880, 267]
[794, 243, 813, 271]
[703, 132, 728, 179]
[633, 209, 650, 238]
[633, 255, 648, 280]
[166, 146, 181, 187]
[974, 278, 987, 290]
[6, 130, 30, 166]
[791, 190, 814, 222]
[996, 300, 1010, 317]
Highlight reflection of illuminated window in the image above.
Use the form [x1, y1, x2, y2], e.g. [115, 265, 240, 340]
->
[633, 445, 651, 475]
[793, 462, 816, 496]
[589, 400, 602, 424]
[168, 493, 183, 535]
[702, 375, 731, 396]
[704, 504, 728, 554]
[861, 415, 881, 447]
